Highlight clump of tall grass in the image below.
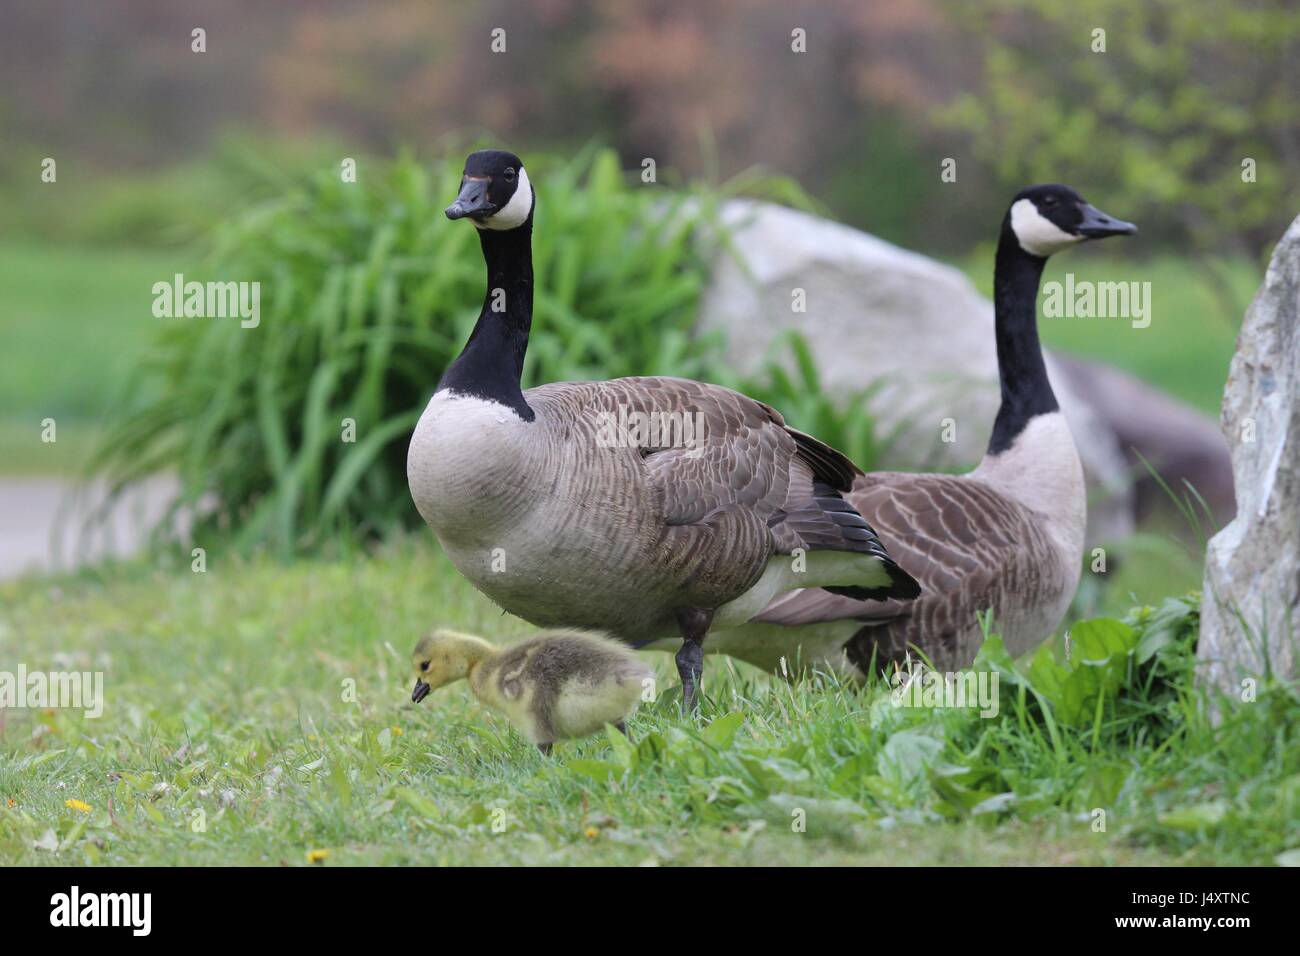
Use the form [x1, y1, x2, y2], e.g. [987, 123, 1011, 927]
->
[90, 146, 886, 553]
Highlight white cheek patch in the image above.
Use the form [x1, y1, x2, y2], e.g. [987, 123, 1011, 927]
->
[1010, 198, 1083, 257]
[474, 167, 533, 231]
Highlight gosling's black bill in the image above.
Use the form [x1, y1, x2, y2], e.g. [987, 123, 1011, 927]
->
[411, 680, 431, 704]
[445, 176, 496, 221]
[1077, 203, 1137, 239]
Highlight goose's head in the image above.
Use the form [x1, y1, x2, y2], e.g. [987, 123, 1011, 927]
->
[445, 149, 533, 231]
[409, 629, 492, 703]
[1007, 184, 1136, 258]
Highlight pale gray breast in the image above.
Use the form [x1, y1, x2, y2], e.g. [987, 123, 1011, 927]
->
[407, 390, 542, 543]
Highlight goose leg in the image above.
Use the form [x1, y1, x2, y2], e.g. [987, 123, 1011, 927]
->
[614, 721, 627, 736]
[537, 742, 553, 756]
[673, 606, 713, 713]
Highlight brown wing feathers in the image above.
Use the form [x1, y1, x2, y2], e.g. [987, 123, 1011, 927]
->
[785, 426, 861, 491]
[609, 377, 919, 602]
[759, 472, 1060, 670]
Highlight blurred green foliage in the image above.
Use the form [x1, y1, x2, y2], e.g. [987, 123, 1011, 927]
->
[90, 147, 877, 552]
[944, 0, 1300, 267]
[0, 137, 346, 249]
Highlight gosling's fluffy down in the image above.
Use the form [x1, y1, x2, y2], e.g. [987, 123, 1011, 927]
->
[410, 628, 654, 751]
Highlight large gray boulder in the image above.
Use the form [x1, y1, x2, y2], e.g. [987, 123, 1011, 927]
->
[1201, 215, 1300, 692]
[698, 200, 1230, 542]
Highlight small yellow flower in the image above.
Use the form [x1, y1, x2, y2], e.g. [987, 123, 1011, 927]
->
[65, 799, 92, 813]
[391, 727, 403, 736]
[583, 826, 599, 839]
[306, 848, 331, 863]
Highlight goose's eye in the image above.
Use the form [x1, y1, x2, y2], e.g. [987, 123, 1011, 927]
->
[504, 168, 516, 182]
[1042, 196, 1057, 207]
[420, 661, 430, 672]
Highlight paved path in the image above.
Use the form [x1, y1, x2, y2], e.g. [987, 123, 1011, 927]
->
[0, 475, 179, 580]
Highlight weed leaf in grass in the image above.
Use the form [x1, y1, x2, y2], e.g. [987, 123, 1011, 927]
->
[700, 711, 746, 750]
[878, 729, 944, 793]
[1158, 800, 1229, 832]
[1026, 618, 1136, 725]
[395, 786, 441, 822]
[564, 758, 624, 785]
[604, 723, 637, 768]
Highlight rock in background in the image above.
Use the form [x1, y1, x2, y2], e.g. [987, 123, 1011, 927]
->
[1201, 215, 1300, 692]
[698, 199, 1234, 543]
[1050, 355, 1235, 528]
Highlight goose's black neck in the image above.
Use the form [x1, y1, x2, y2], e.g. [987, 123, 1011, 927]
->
[436, 220, 535, 421]
[986, 225, 1057, 455]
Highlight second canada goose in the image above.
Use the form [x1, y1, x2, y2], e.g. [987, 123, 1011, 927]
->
[407, 149, 920, 709]
[732, 185, 1137, 674]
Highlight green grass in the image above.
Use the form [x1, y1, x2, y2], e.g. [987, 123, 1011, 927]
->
[961, 251, 1256, 414]
[2, 539, 1295, 866]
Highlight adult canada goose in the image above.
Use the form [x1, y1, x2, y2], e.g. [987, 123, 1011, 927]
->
[735, 185, 1137, 674]
[407, 149, 920, 709]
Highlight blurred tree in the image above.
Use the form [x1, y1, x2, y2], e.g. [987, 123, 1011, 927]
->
[943, 0, 1300, 275]
[6, 0, 1291, 260]
[259, 0, 971, 247]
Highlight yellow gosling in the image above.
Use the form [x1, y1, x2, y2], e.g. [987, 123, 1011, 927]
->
[409, 628, 655, 754]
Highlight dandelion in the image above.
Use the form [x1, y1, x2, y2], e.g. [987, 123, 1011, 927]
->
[391, 727, 403, 736]
[65, 799, 92, 813]
[583, 826, 599, 839]
[306, 848, 331, 863]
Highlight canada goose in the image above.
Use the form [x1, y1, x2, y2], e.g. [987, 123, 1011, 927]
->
[407, 149, 920, 709]
[735, 185, 1137, 674]
[409, 628, 655, 754]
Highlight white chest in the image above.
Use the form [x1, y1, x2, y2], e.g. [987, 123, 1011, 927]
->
[406, 391, 537, 541]
[972, 411, 1087, 566]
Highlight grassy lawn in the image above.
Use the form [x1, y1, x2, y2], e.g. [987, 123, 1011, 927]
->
[2, 538, 1294, 866]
